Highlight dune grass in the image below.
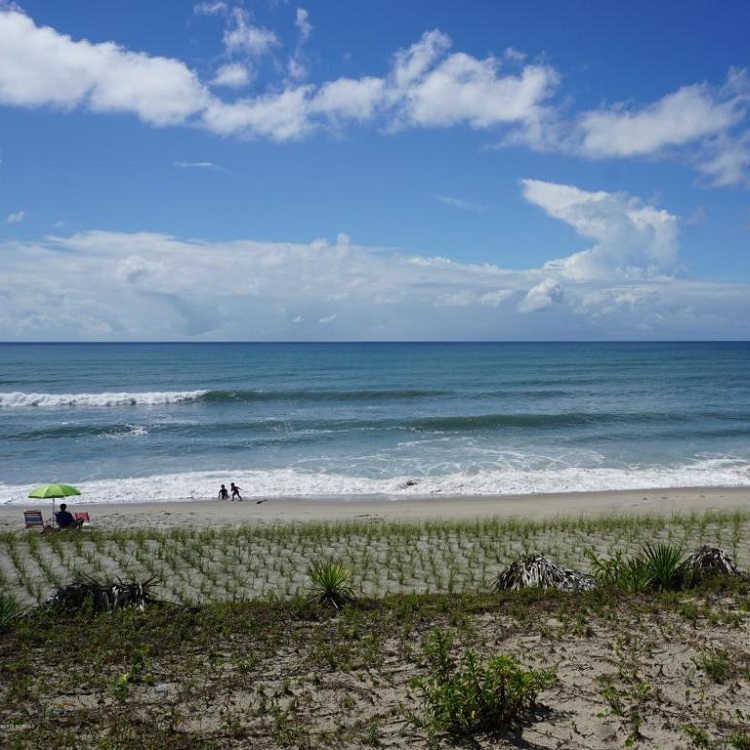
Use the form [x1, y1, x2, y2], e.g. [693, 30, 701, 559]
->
[1, 509, 749, 606]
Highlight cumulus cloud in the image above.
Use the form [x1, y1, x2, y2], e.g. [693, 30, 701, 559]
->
[577, 79, 747, 158]
[388, 31, 559, 131]
[521, 179, 679, 280]
[0, 177, 749, 341]
[0, 8, 559, 143]
[0, 7, 748, 183]
[0, 8, 209, 125]
[518, 278, 564, 312]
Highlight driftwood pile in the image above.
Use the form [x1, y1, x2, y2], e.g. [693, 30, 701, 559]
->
[45, 575, 160, 612]
[495, 546, 742, 593]
[683, 545, 740, 577]
[493, 554, 597, 592]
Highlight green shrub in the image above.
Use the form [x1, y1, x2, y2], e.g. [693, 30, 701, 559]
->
[585, 543, 685, 592]
[306, 558, 355, 610]
[584, 549, 649, 592]
[411, 629, 555, 737]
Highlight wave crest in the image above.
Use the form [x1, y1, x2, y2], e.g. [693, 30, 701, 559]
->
[0, 390, 208, 408]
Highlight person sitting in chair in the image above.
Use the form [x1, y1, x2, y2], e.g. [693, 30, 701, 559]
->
[55, 503, 85, 530]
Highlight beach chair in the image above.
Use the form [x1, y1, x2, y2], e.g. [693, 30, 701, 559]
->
[24, 509, 46, 530]
[74, 512, 92, 528]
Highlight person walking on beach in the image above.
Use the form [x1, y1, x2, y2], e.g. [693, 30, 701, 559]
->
[230, 482, 243, 501]
[218, 484, 229, 501]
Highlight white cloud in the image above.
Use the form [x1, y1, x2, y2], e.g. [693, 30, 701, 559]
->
[194, 2, 226, 15]
[1, 7, 748, 185]
[223, 7, 278, 57]
[287, 8, 313, 82]
[697, 131, 750, 188]
[5, 209, 25, 223]
[521, 179, 679, 280]
[0, 8, 209, 125]
[212, 62, 250, 89]
[1, 176, 749, 341]
[311, 77, 385, 122]
[295, 8, 312, 44]
[388, 31, 559, 131]
[202, 87, 314, 140]
[174, 160, 227, 172]
[577, 80, 746, 158]
[518, 278, 564, 312]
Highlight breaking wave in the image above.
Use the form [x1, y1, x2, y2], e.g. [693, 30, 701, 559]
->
[0, 390, 208, 408]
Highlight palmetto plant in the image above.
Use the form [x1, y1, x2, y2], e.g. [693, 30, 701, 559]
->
[638, 542, 686, 591]
[306, 558, 355, 610]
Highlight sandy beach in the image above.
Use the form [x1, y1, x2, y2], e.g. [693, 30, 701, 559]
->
[3, 486, 749, 532]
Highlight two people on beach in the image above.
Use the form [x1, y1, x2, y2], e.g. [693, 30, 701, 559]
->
[218, 483, 243, 501]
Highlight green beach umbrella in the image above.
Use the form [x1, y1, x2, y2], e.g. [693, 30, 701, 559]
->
[28, 483, 81, 516]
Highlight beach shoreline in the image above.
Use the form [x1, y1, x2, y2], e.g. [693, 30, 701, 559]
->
[2, 485, 748, 532]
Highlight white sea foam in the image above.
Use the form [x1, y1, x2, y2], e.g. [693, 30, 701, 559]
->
[0, 390, 208, 408]
[2, 458, 750, 505]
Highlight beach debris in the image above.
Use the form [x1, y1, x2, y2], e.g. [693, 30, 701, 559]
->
[45, 575, 161, 612]
[683, 546, 740, 578]
[493, 554, 597, 592]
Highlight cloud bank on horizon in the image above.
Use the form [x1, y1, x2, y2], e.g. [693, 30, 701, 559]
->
[0, 1, 749, 341]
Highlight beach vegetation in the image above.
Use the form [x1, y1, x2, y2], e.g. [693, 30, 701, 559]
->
[0, 591, 25, 631]
[0, 563, 748, 748]
[729, 730, 750, 749]
[585, 542, 686, 592]
[409, 628, 556, 738]
[694, 648, 732, 684]
[306, 557, 356, 610]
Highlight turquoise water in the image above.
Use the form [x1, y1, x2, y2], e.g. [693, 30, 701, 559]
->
[1, 341, 750, 504]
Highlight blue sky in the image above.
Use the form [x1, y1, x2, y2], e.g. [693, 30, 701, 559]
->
[1, 0, 749, 341]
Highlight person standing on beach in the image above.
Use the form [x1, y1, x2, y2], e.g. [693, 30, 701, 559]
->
[218, 484, 229, 500]
[230, 483, 243, 501]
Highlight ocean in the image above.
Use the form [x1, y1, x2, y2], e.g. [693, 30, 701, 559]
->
[1, 341, 750, 505]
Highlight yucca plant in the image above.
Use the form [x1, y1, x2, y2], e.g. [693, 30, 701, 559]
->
[306, 558, 355, 610]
